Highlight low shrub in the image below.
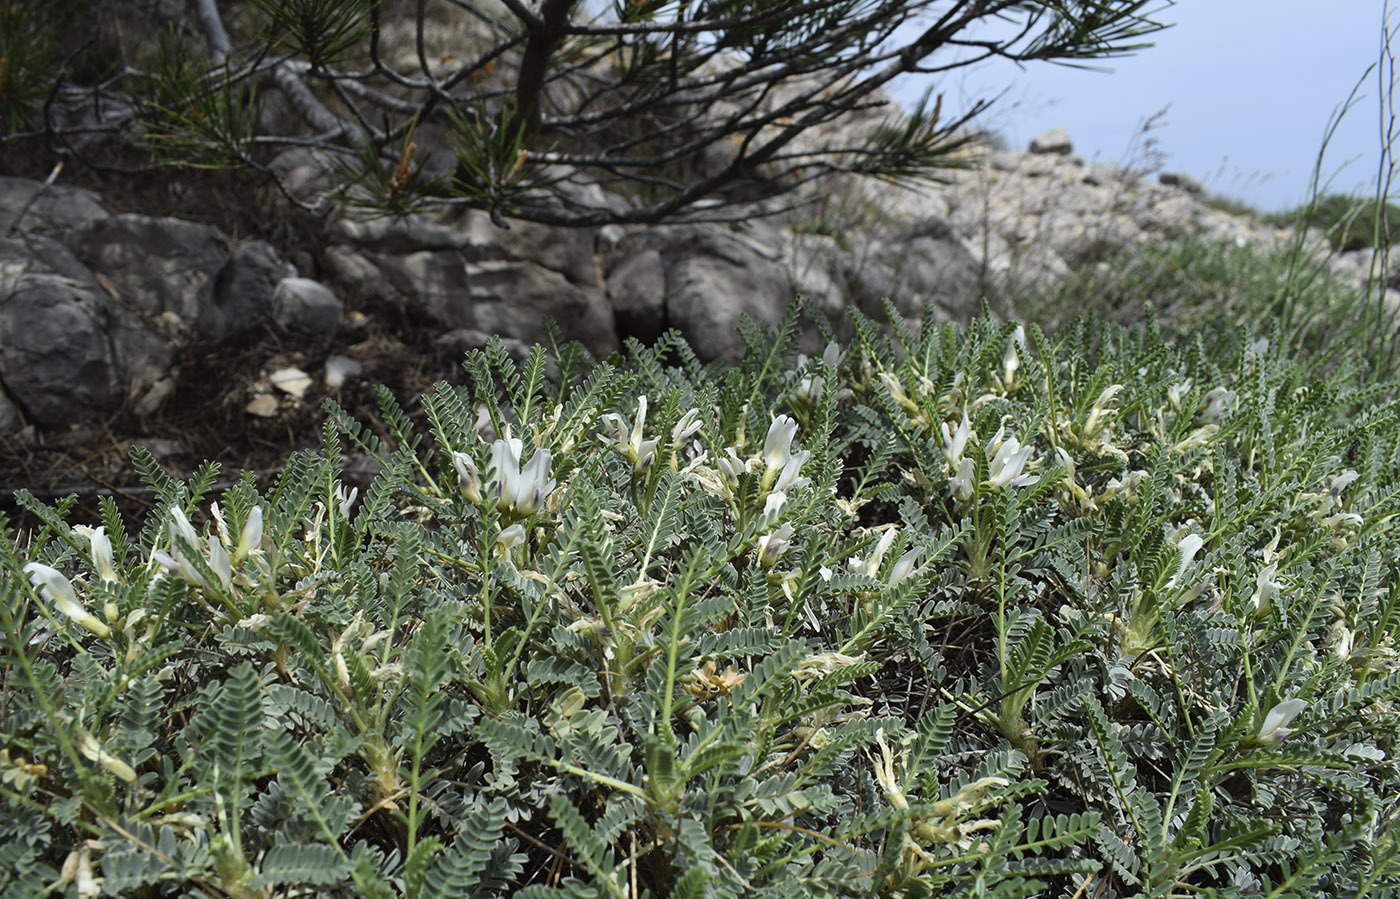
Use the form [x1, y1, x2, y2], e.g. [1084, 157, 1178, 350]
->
[3, 306, 1400, 897]
[1268, 193, 1400, 253]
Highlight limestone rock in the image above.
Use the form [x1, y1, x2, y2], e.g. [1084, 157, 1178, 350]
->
[68, 214, 280, 342]
[0, 234, 171, 427]
[273, 277, 344, 333]
[606, 249, 667, 345]
[607, 221, 792, 360]
[1029, 128, 1074, 155]
[0, 177, 109, 235]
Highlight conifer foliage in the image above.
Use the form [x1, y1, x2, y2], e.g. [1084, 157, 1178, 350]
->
[1, 0, 1167, 225]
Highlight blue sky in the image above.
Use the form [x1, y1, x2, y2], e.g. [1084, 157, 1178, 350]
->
[888, 1, 1393, 213]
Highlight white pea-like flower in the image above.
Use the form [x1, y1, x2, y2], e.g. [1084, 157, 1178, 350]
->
[73, 525, 118, 583]
[671, 408, 703, 448]
[1197, 386, 1236, 424]
[987, 434, 1036, 489]
[889, 546, 925, 588]
[496, 523, 527, 554]
[334, 485, 358, 519]
[716, 447, 747, 490]
[600, 395, 659, 472]
[1003, 325, 1026, 383]
[757, 522, 794, 568]
[489, 437, 556, 515]
[952, 457, 976, 502]
[764, 415, 800, 476]
[941, 413, 970, 467]
[452, 451, 483, 503]
[1256, 698, 1307, 745]
[23, 563, 111, 638]
[1169, 532, 1205, 590]
[1166, 378, 1193, 410]
[1251, 561, 1281, 616]
[773, 450, 811, 493]
[169, 507, 201, 551]
[233, 506, 263, 565]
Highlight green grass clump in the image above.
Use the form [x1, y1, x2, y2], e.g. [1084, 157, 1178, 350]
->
[3, 301, 1400, 897]
[1268, 192, 1400, 253]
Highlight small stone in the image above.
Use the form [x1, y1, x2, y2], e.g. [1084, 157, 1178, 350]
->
[143, 437, 185, 459]
[272, 277, 343, 334]
[269, 367, 312, 399]
[134, 377, 174, 417]
[245, 394, 280, 417]
[324, 355, 364, 389]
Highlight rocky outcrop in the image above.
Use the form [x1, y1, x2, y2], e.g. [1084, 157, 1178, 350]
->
[0, 123, 1393, 436]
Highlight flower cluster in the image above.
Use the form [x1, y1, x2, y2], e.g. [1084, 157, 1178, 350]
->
[598, 395, 702, 474]
[150, 504, 264, 594]
[453, 435, 556, 517]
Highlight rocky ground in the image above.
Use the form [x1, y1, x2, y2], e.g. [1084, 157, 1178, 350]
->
[2, 123, 1394, 536]
[0, 149, 471, 533]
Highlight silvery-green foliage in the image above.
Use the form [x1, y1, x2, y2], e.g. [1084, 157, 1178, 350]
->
[2, 304, 1400, 897]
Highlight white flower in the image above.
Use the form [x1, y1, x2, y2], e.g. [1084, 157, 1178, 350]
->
[1166, 379, 1193, 410]
[600, 395, 659, 472]
[716, 447, 747, 490]
[207, 536, 233, 592]
[773, 449, 811, 493]
[23, 563, 111, 637]
[233, 505, 263, 565]
[762, 490, 787, 522]
[452, 451, 483, 503]
[1256, 698, 1307, 745]
[889, 547, 925, 588]
[490, 438, 556, 515]
[1330, 469, 1360, 505]
[1083, 384, 1123, 439]
[941, 413, 970, 467]
[671, 408, 703, 448]
[818, 565, 834, 582]
[1003, 325, 1025, 383]
[73, 525, 118, 583]
[334, 485, 358, 519]
[169, 507, 200, 551]
[987, 433, 1036, 489]
[871, 728, 909, 810]
[1250, 561, 1281, 616]
[1169, 532, 1205, 590]
[850, 527, 898, 579]
[1197, 386, 1236, 423]
[757, 523, 794, 568]
[496, 523, 527, 553]
[764, 415, 800, 476]
[73, 725, 137, 783]
[951, 457, 976, 502]
[1321, 511, 1364, 530]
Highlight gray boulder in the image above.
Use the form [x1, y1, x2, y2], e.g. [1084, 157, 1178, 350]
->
[607, 221, 792, 360]
[0, 232, 176, 429]
[68, 214, 283, 342]
[842, 217, 983, 322]
[0, 177, 109, 235]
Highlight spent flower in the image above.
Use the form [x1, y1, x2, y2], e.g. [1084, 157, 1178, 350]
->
[23, 563, 111, 637]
